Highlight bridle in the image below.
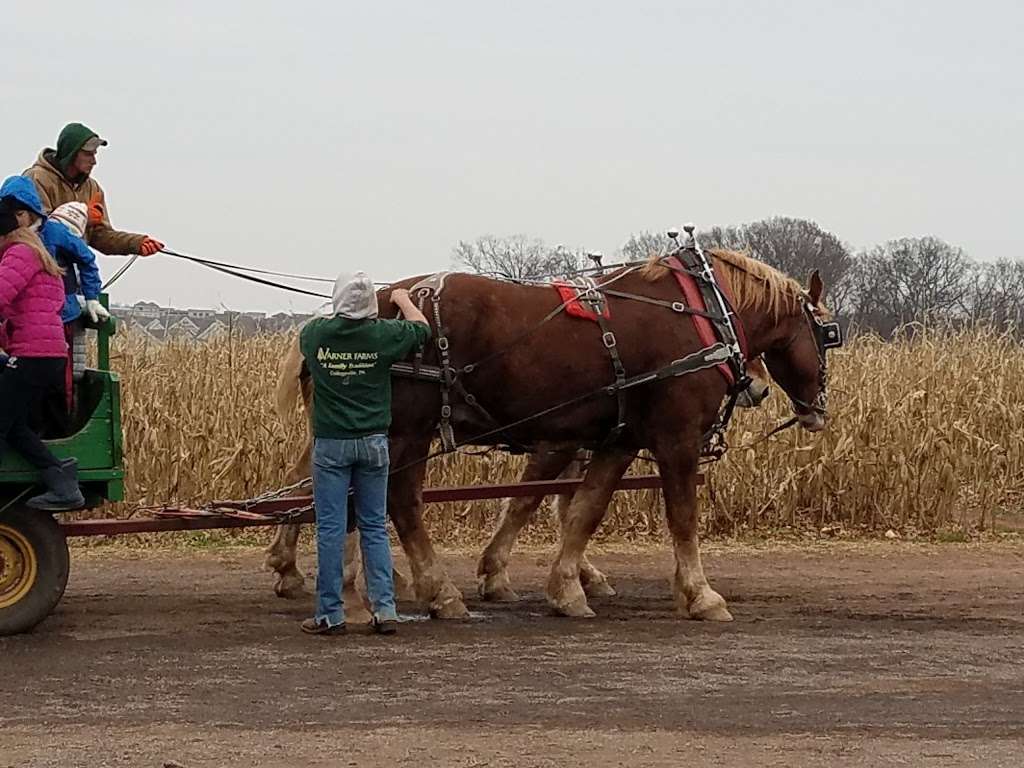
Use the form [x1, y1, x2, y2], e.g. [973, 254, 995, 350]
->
[782, 296, 843, 417]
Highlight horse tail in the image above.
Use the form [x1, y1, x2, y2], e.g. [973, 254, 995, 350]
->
[276, 334, 305, 422]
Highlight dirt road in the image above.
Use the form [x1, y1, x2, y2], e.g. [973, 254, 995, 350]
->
[2, 543, 1022, 767]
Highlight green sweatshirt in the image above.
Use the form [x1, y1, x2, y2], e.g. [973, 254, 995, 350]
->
[299, 316, 431, 439]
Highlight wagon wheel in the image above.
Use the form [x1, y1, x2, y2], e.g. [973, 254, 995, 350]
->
[0, 507, 70, 636]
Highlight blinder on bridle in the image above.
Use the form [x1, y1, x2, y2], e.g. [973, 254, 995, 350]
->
[790, 298, 844, 416]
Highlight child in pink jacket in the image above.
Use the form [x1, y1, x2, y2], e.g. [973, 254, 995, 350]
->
[0, 198, 84, 510]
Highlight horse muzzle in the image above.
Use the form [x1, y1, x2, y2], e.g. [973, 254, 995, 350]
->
[737, 381, 770, 409]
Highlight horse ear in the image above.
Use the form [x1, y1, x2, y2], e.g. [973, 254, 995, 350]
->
[807, 270, 824, 305]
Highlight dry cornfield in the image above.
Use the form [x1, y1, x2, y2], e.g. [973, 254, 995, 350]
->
[105, 326, 1024, 543]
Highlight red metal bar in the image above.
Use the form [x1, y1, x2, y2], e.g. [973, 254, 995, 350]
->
[62, 513, 308, 537]
[61, 473, 690, 538]
[211, 474, 670, 510]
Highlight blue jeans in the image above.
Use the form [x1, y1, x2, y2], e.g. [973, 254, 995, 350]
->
[312, 434, 398, 626]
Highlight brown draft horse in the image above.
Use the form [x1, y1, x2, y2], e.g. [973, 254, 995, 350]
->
[270, 248, 833, 621]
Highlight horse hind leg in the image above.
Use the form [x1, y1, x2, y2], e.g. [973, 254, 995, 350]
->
[546, 449, 634, 618]
[265, 522, 306, 598]
[558, 494, 617, 599]
[476, 495, 538, 602]
[549, 451, 617, 598]
[392, 564, 416, 602]
[477, 444, 577, 602]
[263, 435, 312, 599]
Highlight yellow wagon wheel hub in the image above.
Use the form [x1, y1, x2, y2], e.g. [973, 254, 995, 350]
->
[0, 523, 37, 610]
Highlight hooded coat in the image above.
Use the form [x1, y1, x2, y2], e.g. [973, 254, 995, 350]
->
[332, 271, 379, 319]
[0, 240, 67, 358]
[0, 176, 101, 323]
[23, 124, 146, 256]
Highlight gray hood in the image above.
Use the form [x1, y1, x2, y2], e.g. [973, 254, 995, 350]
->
[332, 271, 379, 319]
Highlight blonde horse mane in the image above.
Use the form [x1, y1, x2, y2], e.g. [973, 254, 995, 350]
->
[640, 247, 808, 320]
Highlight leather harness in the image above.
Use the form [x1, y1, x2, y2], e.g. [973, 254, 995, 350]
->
[388, 231, 838, 457]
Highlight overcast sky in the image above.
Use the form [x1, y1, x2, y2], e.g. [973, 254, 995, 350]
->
[3, 1, 1021, 312]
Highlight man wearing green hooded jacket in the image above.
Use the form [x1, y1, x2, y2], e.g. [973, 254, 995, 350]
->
[24, 123, 163, 256]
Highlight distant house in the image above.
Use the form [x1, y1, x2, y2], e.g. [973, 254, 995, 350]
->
[134, 302, 162, 319]
[197, 319, 228, 341]
[110, 302, 311, 344]
[169, 317, 201, 339]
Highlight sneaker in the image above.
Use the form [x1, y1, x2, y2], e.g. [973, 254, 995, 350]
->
[372, 617, 398, 636]
[301, 618, 346, 636]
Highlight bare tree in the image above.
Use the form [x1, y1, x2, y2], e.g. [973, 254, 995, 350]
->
[618, 231, 672, 262]
[965, 258, 1024, 331]
[850, 237, 974, 335]
[453, 235, 588, 280]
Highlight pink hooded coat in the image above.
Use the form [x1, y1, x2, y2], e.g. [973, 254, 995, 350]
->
[0, 242, 67, 357]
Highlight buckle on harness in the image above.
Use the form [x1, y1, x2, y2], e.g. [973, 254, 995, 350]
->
[440, 405, 452, 419]
[671, 301, 686, 313]
[437, 337, 450, 351]
[602, 332, 617, 349]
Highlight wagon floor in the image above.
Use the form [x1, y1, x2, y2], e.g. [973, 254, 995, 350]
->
[2, 543, 1023, 767]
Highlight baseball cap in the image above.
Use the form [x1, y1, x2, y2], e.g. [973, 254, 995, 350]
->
[81, 136, 108, 152]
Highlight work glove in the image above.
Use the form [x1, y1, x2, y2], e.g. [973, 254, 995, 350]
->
[139, 237, 164, 257]
[85, 299, 111, 323]
[87, 192, 105, 226]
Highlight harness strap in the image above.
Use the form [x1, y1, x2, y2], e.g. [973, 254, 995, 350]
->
[392, 361, 442, 381]
[430, 293, 458, 452]
[607, 343, 732, 392]
[600, 288, 719, 318]
[413, 285, 528, 452]
[666, 253, 747, 388]
[594, 313, 628, 444]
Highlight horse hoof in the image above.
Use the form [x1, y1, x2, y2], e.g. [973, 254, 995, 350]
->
[689, 597, 733, 622]
[430, 598, 470, 620]
[695, 605, 733, 622]
[583, 580, 616, 599]
[549, 594, 596, 618]
[479, 585, 520, 606]
[274, 574, 307, 600]
[479, 581, 520, 603]
[559, 601, 597, 619]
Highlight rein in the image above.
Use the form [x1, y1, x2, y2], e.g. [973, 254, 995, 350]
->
[159, 249, 333, 299]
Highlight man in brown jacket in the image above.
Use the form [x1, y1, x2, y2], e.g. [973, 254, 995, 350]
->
[24, 123, 164, 256]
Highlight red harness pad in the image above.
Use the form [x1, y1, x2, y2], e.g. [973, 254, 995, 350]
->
[554, 282, 611, 322]
[665, 256, 749, 386]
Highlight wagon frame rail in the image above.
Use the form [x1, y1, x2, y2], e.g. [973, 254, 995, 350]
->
[58, 474, 698, 537]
